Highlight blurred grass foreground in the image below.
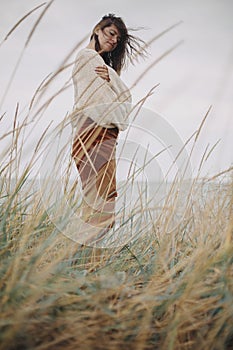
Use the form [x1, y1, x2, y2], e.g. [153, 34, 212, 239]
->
[0, 3, 233, 350]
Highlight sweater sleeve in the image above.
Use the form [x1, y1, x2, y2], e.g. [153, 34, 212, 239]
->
[72, 50, 131, 131]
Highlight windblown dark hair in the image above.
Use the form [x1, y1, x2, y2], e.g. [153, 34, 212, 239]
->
[90, 14, 147, 75]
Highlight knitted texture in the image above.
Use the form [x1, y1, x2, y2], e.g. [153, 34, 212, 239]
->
[72, 48, 132, 131]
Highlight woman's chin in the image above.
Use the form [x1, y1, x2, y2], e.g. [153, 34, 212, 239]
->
[102, 44, 114, 53]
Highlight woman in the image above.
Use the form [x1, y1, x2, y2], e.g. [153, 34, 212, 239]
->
[71, 14, 145, 235]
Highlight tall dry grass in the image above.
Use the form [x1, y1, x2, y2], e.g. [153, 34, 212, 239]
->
[0, 4, 233, 350]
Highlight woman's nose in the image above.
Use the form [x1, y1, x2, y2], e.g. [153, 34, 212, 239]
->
[112, 36, 118, 44]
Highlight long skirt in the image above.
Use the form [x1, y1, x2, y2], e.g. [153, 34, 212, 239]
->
[72, 117, 119, 229]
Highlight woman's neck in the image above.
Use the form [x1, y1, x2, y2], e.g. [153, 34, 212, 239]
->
[86, 40, 106, 57]
[86, 40, 96, 51]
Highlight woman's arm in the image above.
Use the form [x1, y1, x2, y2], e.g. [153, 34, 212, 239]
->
[73, 50, 120, 102]
[94, 65, 110, 82]
[72, 50, 131, 130]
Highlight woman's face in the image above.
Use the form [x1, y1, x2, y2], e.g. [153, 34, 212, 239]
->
[96, 24, 121, 53]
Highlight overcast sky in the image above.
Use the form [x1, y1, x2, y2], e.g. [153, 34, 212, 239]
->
[0, 0, 233, 180]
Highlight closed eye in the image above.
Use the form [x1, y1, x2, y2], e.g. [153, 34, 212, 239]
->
[110, 31, 121, 42]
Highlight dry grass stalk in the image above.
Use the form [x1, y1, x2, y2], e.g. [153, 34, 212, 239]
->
[0, 8, 233, 350]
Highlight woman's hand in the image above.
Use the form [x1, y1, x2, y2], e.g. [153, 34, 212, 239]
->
[95, 65, 110, 82]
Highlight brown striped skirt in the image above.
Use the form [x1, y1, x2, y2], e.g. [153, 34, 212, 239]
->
[72, 117, 119, 213]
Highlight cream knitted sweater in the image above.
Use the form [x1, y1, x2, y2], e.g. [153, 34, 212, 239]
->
[72, 48, 132, 131]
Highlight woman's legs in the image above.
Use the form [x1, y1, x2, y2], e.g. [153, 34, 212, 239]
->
[72, 118, 118, 232]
